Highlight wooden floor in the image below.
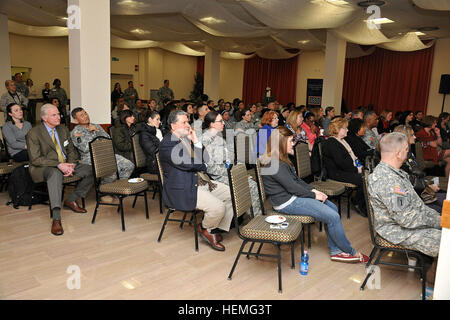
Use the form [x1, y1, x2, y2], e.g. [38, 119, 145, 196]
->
[0, 187, 422, 300]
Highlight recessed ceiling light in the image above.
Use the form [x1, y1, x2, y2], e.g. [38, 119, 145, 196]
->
[130, 29, 151, 35]
[199, 17, 226, 24]
[60, 17, 68, 20]
[414, 31, 426, 36]
[365, 18, 394, 25]
[297, 40, 311, 44]
[326, 0, 350, 5]
[357, 1, 386, 7]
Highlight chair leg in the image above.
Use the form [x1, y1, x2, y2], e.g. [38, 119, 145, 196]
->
[157, 209, 173, 242]
[276, 244, 282, 293]
[92, 200, 99, 224]
[307, 224, 311, 249]
[228, 240, 247, 280]
[193, 211, 199, 252]
[360, 249, 384, 291]
[159, 188, 163, 214]
[419, 256, 426, 300]
[247, 242, 255, 259]
[81, 197, 85, 209]
[144, 191, 149, 220]
[291, 243, 295, 269]
[132, 195, 138, 208]
[255, 243, 264, 259]
[338, 196, 342, 218]
[366, 247, 378, 267]
[119, 197, 125, 232]
[300, 229, 305, 256]
[180, 212, 188, 229]
[319, 221, 323, 232]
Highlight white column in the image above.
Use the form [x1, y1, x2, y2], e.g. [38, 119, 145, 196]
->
[68, 0, 111, 124]
[321, 31, 346, 114]
[0, 14, 11, 127]
[434, 180, 450, 299]
[204, 47, 220, 103]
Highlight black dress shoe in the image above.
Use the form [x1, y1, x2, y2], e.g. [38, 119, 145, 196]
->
[353, 204, 368, 217]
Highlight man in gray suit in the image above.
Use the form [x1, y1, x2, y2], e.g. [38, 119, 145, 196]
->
[26, 104, 94, 236]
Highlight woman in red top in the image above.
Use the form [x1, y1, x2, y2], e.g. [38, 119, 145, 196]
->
[416, 115, 450, 177]
[301, 111, 318, 147]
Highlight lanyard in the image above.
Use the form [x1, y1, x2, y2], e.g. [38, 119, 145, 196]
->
[9, 91, 20, 104]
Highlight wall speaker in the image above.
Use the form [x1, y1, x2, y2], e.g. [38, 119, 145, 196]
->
[439, 74, 450, 94]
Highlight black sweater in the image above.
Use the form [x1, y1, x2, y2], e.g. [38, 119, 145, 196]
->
[344, 133, 374, 164]
[139, 123, 161, 174]
[262, 161, 315, 207]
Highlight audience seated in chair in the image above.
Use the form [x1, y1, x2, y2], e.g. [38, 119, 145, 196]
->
[368, 132, 441, 285]
[159, 110, 233, 251]
[362, 111, 379, 150]
[416, 115, 450, 177]
[260, 126, 369, 263]
[70, 107, 135, 203]
[139, 110, 163, 174]
[392, 125, 445, 213]
[2, 103, 31, 162]
[26, 104, 94, 236]
[256, 110, 279, 157]
[201, 111, 262, 216]
[111, 109, 140, 163]
[344, 118, 374, 162]
[322, 117, 367, 216]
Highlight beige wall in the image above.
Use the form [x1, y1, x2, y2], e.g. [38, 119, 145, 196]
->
[9, 34, 70, 98]
[296, 50, 325, 106]
[427, 37, 450, 116]
[220, 58, 244, 102]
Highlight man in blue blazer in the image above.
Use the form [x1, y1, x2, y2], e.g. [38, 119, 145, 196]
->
[159, 110, 233, 251]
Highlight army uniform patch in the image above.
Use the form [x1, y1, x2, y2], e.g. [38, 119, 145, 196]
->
[394, 185, 406, 195]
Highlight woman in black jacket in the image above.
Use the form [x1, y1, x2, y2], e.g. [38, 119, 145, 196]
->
[344, 118, 374, 162]
[139, 111, 163, 174]
[322, 118, 366, 216]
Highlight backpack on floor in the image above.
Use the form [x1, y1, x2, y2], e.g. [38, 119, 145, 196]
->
[7, 165, 48, 209]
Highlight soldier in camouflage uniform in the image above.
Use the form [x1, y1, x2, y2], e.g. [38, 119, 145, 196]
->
[368, 132, 441, 257]
[70, 108, 135, 185]
[123, 81, 139, 111]
[14, 73, 29, 97]
[157, 80, 174, 106]
[202, 112, 262, 216]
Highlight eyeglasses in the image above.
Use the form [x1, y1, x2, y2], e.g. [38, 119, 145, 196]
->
[215, 120, 224, 123]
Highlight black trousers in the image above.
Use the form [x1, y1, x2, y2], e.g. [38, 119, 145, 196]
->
[12, 150, 29, 162]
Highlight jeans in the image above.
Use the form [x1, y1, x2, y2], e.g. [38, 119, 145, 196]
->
[277, 197, 356, 256]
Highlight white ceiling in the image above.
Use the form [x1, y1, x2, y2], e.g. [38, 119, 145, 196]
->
[1, 0, 450, 58]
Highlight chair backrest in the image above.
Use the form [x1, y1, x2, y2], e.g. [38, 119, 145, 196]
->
[234, 134, 250, 164]
[89, 137, 118, 180]
[155, 152, 164, 186]
[414, 141, 425, 169]
[365, 155, 374, 173]
[362, 169, 378, 246]
[131, 133, 146, 169]
[295, 142, 311, 179]
[254, 159, 267, 215]
[228, 163, 253, 223]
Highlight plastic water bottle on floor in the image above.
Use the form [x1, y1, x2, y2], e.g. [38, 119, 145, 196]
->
[300, 250, 309, 276]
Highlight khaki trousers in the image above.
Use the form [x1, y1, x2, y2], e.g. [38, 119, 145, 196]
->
[196, 181, 234, 232]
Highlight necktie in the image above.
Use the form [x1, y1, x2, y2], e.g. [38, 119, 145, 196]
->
[52, 129, 66, 163]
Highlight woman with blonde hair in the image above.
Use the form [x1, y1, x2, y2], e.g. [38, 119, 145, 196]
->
[286, 109, 308, 146]
[260, 126, 369, 263]
[377, 109, 393, 135]
[322, 118, 367, 216]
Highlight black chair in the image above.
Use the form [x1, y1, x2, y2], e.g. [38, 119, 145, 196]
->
[155, 152, 204, 252]
[360, 170, 429, 300]
[130, 133, 162, 213]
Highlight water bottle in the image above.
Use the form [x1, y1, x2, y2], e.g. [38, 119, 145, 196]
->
[355, 159, 362, 169]
[300, 250, 309, 276]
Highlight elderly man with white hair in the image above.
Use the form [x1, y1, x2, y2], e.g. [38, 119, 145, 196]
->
[26, 104, 94, 236]
[368, 132, 441, 258]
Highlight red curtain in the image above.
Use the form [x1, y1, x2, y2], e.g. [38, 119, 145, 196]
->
[342, 46, 435, 114]
[242, 56, 298, 106]
[196, 56, 205, 76]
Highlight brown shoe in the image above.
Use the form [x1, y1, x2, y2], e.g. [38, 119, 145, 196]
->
[64, 200, 87, 214]
[51, 220, 64, 236]
[197, 224, 225, 251]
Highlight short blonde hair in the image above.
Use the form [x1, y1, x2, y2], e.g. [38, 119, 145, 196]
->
[328, 117, 348, 137]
